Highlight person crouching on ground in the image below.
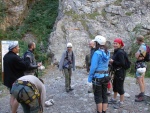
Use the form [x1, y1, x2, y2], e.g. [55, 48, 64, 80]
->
[59, 43, 75, 92]
[109, 38, 126, 109]
[11, 75, 46, 113]
[88, 35, 110, 113]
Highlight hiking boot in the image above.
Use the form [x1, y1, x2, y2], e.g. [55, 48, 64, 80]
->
[135, 96, 144, 102]
[135, 93, 144, 98]
[69, 88, 74, 91]
[113, 102, 124, 109]
[108, 98, 117, 104]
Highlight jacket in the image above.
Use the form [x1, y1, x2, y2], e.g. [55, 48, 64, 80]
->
[59, 50, 75, 71]
[88, 49, 110, 83]
[23, 50, 38, 74]
[3, 51, 29, 88]
[112, 48, 126, 69]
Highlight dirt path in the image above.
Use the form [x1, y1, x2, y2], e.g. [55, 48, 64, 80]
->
[0, 66, 150, 113]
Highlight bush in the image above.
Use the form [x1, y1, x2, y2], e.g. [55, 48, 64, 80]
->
[0, 0, 59, 64]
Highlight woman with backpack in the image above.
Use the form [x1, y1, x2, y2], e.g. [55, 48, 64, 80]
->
[109, 38, 126, 109]
[88, 35, 110, 113]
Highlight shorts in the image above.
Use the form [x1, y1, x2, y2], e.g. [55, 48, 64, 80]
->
[135, 71, 145, 78]
[93, 83, 108, 104]
[11, 83, 41, 113]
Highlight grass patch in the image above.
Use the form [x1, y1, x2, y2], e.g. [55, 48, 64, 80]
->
[87, 12, 99, 19]
[0, 0, 59, 64]
[114, 0, 122, 6]
[125, 12, 133, 16]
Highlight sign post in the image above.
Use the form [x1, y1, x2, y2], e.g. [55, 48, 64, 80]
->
[1, 41, 18, 83]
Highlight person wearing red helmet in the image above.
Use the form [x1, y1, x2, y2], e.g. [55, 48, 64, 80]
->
[109, 38, 126, 109]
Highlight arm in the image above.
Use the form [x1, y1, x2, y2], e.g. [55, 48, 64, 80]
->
[40, 83, 46, 110]
[24, 53, 38, 70]
[14, 56, 29, 71]
[88, 52, 99, 83]
[59, 52, 66, 71]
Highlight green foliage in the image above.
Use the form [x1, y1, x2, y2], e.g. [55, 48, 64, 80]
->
[86, 12, 99, 19]
[0, 0, 6, 23]
[132, 24, 143, 34]
[125, 12, 133, 16]
[0, 0, 59, 65]
[114, 0, 122, 6]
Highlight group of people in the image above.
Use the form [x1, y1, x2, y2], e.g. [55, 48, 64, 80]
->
[2, 35, 147, 113]
[86, 35, 147, 113]
[3, 42, 46, 113]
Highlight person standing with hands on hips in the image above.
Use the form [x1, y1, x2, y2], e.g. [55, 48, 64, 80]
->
[59, 43, 75, 92]
[88, 35, 110, 113]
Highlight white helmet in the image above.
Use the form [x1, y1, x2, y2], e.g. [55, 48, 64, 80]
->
[93, 35, 106, 45]
[67, 43, 72, 47]
[137, 68, 146, 74]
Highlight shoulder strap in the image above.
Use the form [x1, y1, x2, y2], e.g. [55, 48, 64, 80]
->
[65, 51, 73, 61]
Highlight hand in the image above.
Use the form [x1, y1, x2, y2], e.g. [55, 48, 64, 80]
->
[109, 59, 114, 63]
[37, 63, 42, 67]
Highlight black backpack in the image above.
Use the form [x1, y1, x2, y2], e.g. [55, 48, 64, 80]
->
[122, 50, 131, 70]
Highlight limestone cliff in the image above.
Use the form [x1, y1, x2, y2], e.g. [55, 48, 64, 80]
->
[0, 0, 36, 30]
[48, 0, 150, 67]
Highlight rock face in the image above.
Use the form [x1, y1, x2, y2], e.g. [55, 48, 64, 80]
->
[0, 0, 36, 30]
[49, 0, 150, 67]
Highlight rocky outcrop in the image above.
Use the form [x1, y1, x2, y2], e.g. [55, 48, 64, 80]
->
[0, 0, 36, 30]
[48, 0, 150, 67]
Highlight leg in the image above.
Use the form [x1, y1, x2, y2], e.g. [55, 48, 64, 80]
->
[113, 77, 118, 100]
[137, 77, 145, 93]
[141, 73, 145, 93]
[10, 95, 19, 113]
[64, 69, 70, 92]
[69, 69, 72, 89]
[102, 83, 108, 112]
[93, 84, 102, 112]
[120, 94, 124, 102]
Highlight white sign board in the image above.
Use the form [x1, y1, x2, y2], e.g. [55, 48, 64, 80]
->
[1, 41, 18, 72]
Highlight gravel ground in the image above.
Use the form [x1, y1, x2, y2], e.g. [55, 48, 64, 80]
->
[0, 66, 150, 113]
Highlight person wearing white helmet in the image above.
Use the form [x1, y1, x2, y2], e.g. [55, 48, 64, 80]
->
[59, 42, 75, 92]
[88, 35, 110, 113]
[135, 35, 147, 102]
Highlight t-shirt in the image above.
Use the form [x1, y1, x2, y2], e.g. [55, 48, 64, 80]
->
[137, 43, 147, 57]
[18, 75, 46, 108]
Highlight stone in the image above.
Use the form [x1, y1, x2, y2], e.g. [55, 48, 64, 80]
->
[122, 110, 129, 113]
[0, 0, 36, 30]
[47, 0, 150, 67]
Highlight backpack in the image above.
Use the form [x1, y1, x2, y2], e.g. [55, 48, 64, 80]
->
[122, 50, 131, 70]
[144, 45, 150, 62]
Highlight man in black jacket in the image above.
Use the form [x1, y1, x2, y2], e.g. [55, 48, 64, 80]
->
[23, 42, 41, 76]
[3, 42, 29, 113]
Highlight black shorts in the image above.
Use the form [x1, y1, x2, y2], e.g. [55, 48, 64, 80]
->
[113, 69, 126, 95]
